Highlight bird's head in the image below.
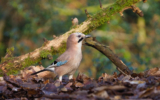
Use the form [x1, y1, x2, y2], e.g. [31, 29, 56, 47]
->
[67, 32, 91, 49]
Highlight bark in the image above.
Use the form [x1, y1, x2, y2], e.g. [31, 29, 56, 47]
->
[0, 0, 142, 75]
[85, 37, 132, 75]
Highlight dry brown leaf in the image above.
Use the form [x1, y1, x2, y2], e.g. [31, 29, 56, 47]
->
[65, 82, 73, 91]
[43, 79, 50, 84]
[22, 65, 56, 79]
[145, 67, 160, 76]
[139, 87, 154, 98]
[75, 82, 84, 88]
[93, 85, 126, 92]
[95, 90, 109, 99]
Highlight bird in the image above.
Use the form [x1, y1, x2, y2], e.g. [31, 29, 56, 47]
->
[31, 32, 91, 81]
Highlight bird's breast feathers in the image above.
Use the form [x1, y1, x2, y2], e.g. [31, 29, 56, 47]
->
[72, 52, 82, 68]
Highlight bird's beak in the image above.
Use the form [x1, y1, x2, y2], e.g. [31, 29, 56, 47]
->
[78, 34, 91, 43]
[85, 35, 91, 38]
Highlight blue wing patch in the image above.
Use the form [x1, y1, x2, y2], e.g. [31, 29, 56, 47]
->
[56, 60, 68, 66]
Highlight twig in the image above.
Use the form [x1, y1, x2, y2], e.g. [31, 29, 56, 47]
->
[85, 9, 91, 18]
[131, 5, 143, 17]
[85, 37, 132, 75]
[43, 38, 48, 42]
[143, 0, 147, 3]
[117, 67, 128, 76]
[71, 18, 79, 26]
[119, 5, 143, 17]
[98, 0, 102, 8]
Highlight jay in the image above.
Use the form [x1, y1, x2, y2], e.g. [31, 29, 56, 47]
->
[31, 32, 91, 81]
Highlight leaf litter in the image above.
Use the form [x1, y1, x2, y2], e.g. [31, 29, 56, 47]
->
[1, 66, 160, 100]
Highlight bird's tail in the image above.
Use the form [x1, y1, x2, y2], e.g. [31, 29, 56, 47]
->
[31, 69, 46, 75]
[31, 68, 55, 75]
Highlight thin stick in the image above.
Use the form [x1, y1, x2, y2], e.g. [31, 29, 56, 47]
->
[85, 9, 91, 18]
[85, 37, 132, 75]
[98, 0, 102, 8]
[117, 67, 128, 76]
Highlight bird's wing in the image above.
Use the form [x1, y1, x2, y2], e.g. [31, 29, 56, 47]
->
[32, 51, 70, 75]
[47, 60, 68, 68]
[47, 51, 70, 68]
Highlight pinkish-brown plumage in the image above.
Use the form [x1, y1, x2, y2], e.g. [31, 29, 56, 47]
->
[31, 32, 91, 81]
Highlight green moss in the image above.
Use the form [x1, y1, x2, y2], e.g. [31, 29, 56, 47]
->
[0, 69, 3, 75]
[22, 57, 41, 69]
[40, 50, 52, 58]
[42, 41, 67, 58]
[1, 55, 42, 75]
[51, 46, 54, 50]
[57, 42, 67, 54]
[5, 64, 15, 75]
[89, 0, 140, 30]
[70, 25, 77, 30]
[5, 62, 15, 75]
[6, 47, 14, 56]
[1, 47, 14, 63]
[1, 57, 14, 63]
[7, 57, 41, 75]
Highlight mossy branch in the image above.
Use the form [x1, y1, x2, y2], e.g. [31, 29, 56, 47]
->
[0, 0, 142, 75]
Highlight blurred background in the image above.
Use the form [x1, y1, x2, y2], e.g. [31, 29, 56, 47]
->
[0, 0, 160, 78]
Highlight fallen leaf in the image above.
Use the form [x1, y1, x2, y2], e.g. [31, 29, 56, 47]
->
[95, 90, 109, 99]
[75, 82, 84, 88]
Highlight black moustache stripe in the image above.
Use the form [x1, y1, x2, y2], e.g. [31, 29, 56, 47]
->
[50, 61, 57, 65]
[78, 37, 83, 43]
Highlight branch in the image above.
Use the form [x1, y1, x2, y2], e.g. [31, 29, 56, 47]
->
[0, 0, 142, 75]
[119, 5, 144, 17]
[85, 37, 132, 75]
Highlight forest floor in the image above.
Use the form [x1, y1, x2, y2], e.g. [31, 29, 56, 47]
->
[0, 66, 160, 100]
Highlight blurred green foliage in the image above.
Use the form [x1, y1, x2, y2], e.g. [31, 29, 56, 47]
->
[0, 0, 160, 78]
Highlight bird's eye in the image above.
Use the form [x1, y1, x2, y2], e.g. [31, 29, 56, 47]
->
[77, 35, 81, 38]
